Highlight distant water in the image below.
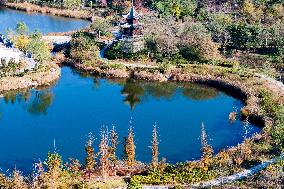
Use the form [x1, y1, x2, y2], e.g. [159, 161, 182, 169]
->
[0, 6, 89, 34]
[0, 66, 261, 174]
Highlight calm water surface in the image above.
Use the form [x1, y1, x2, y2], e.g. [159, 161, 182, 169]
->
[0, 7, 89, 34]
[0, 67, 261, 174]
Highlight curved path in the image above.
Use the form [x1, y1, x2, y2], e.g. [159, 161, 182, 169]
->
[192, 153, 284, 188]
[99, 39, 115, 59]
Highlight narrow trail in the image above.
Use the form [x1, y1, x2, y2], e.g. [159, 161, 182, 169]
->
[99, 39, 115, 59]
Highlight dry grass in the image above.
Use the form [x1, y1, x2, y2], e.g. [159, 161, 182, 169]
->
[0, 63, 60, 93]
[5, 2, 92, 20]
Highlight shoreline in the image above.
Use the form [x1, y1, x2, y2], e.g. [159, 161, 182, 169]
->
[0, 63, 61, 94]
[2, 2, 93, 21]
[0, 58, 282, 186]
[67, 60, 264, 126]
[63, 60, 284, 186]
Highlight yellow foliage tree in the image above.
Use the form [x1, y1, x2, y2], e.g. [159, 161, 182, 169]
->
[123, 126, 136, 167]
[14, 35, 30, 52]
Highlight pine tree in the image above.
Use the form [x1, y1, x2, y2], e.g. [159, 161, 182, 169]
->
[123, 126, 136, 167]
[151, 125, 159, 169]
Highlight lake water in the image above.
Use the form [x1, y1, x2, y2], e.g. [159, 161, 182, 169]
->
[0, 6, 90, 34]
[0, 67, 261, 174]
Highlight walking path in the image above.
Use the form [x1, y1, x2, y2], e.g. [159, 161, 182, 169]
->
[138, 153, 284, 188]
[192, 153, 284, 188]
[256, 73, 284, 97]
[99, 39, 114, 59]
[42, 35, 71, 45]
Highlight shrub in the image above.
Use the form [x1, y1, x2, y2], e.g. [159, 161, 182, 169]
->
[127, 179, 143, 189]
[70, 31, 100, 64]
[90, 17, 112, 37]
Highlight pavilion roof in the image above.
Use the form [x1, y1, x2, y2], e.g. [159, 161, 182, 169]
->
[122, 3, 141, 19]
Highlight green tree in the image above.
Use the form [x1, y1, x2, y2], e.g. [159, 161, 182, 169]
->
[90, 17, 112, 37]
[16, 22, 28, 35]
[153, 0, 196, 19]
[63, 0, 82, 9]
[70, 31, 99, 64]
[27, 31, 51, 64]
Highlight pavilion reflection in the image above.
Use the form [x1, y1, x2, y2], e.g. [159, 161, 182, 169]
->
[118, 79, 219, 110]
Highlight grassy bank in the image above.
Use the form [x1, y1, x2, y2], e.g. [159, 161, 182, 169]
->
[3, 2, 93, 20]
[0, 63, 60, 94]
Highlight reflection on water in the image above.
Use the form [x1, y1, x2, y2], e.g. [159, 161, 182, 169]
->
[121, 80, 144, 110]
[119, 79, 219, 109]
[1, 78, 219, 114]
[0, 67, 261, 174]
[28, 91, 53, 115]
[2, 89, 53, 116]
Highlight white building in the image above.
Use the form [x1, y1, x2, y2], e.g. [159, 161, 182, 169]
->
[0, 44, 23, 66]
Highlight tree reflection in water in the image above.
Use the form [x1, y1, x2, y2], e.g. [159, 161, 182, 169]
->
[0, 78, 219, 115]
[121, 79, 145, 110]
[2, 89, 53, 116]
[182, 84, 218, 100]
[28, 91, 53, 115]
[119, 80, 219, 110]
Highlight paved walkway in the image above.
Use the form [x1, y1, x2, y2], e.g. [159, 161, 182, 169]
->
[99, 39, 114, 59]
[42, 36, 71, 45]
[192, 153, 284, 188]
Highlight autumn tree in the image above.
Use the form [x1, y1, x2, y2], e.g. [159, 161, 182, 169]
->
[10, 169, 28, 189]
[44, 152, 65, 188]
[85, 133, 96, 171]
[151, 124, 159, 169]
[99, 127, 110, 179]
[109, 126, 119, 163]
[178, 20, 221, 61]
[144, 17, 179, 59]
[200, 122, 213, 170]
[123, 125, 136, 167]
